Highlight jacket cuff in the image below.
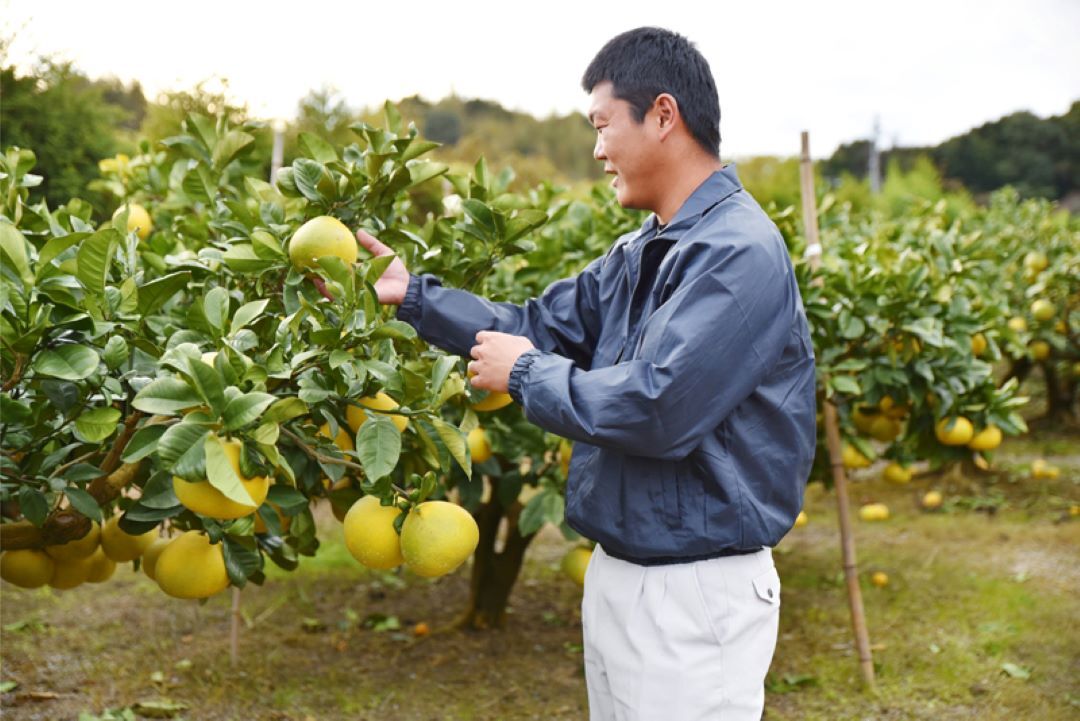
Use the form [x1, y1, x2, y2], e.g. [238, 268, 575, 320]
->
[508, 349, 543, 405]
[394, 274, 427, 328]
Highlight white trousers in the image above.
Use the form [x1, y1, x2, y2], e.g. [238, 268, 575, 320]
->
[582, 544, 781, 721]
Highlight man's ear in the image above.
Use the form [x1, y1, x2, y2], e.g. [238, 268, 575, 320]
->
[653, 93, 680, 140]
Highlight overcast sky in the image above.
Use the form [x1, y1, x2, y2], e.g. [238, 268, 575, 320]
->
[4, 0, 1078, 158]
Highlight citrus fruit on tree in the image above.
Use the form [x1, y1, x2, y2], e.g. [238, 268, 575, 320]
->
[347, 392, 409, 433]
[842, 443, 871, 469]
[140, 537, 170, 581]
[967, 425, 1002, 451]
[858, 503, 890, 521]
[342, 495, 404, 570]
[49, 555, 94, 590]
[468, 427, 493, 464]
[971, 333, 988, 357]
[1029, 340, 1051, 361]
[1007, 316, 1027, 333]
[288, 215, 358, 271]
[154, 531, 230, 599]
[85, 548, 117, 583]
[0, 549, 55, 589]
[935, 416, 974, 446]
[561, 547, 593, 586]
[172, 438, 270, 519]
[101, 514, 157, 562]
[882, 462, 912, 484]
[44, 521, 101, 561]
[467, 370, 513, 412]
[112, 202, 152, 240]
[400, 500, 480, 578]
[1030, 299, 1055, 322]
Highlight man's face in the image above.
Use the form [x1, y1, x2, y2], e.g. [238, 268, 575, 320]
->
[588, 82, 659, 212]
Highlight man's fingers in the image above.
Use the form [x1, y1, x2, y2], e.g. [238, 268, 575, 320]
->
[469, 345, 482, 360]
[356, 228, 392, 256]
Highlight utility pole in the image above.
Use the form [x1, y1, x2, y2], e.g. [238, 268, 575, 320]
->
[868, 116, 882, 194]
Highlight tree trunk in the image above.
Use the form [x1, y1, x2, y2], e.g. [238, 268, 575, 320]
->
[459, 481, 537, 630]
[1043, 362, 1078, 423]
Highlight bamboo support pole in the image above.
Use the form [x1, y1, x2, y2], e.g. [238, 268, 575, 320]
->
[799, 131, 876, 689]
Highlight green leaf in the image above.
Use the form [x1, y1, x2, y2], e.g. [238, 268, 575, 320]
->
[76, 228, 121, 296]
[292, 159, 330, 203]
[230, 299, 269, 336]
[64, 488, 103, 523]
[205, 435, 256, 506]
[18, 487, 49, 527]
[355, 416, 402, 481]
[158, 421, 211, 480]
[186, 355, 227, 415]
[137, 272, 191, 315]
[32, 344, 100, 380]
[132, 377, 204, 414]
[830, 375, 862, 396]
[222, 392, 277, 431]
[101, 335, 129, 370]
[298, 132, 339, 164]
[261, 397, 308, 425]
[504, 209, 548, 242]
[1001, 662, 1031, 680]
[0, 221, 34, 285]
[370, 320, 417, 341]
[224, 244, 275, 273]
[212, 129, 255, 171]
[462, 199, 496, 234]
[364, 253, 396, 284]
[266, 485, 308, 511]
[405, 160, 448, 188]
[222, 536, 261, 587]
[203, 287, 231, 334]
[518, 489, 564, 536]
[122, 424, 168, 462]
[431, 417, 471, 479]
[75, 406, 122, 442]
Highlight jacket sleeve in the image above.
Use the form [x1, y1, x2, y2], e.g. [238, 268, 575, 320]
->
[507, 242, 798, 461]
[395, 256, 605, 369]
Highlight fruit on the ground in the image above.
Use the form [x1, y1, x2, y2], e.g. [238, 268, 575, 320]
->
[155, 531, 230, 599]
[85, 548, 117, 583]
[1007, 316, 1027, 333]
[173, 438, 269, 519]
[288, 216, 358, 270]
[468, 427, 492, 464]
[971, 333, 987, 357]
[1030, 299, 1055, 322]
[347, 392, 409, 433]
[101, 514, 157, 562]
[400, 501, 480, 578]
[882, 462, 912, 484]
[870, 571, 889, 587]
[141, 537, 170, 581]
[1029, 340, 1050, 361]
[935, 416, 974, 446]
[561, 547, 593, 586]
[1, 549, 55, 589]
[343, 495, 404, 570]
[1031, 459, 1060, 480]
[842, 443, 871, 469]
[413, 622, 431, 637]
[858, 503, 890, 521]
[922, 490, 943, 509]
[45, 521, 101, 561]
[113, 202, 152, 240]
[967, 425, 1002, 451]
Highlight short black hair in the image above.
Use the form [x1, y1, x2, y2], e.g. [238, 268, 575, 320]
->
[582, 27, 720, 157]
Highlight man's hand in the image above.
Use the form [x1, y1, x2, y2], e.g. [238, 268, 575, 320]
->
[356, 229, 410, 305]
[468, 332, 535, 393]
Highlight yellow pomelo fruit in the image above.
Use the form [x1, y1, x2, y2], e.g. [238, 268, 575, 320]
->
[561, 547, 593, 586]
[49, 555, 94, 589]
[467, 370, 514, 412]
[851, 406, 877, 435]
[868, 415, 902, 442]
[100, 514, 157, 563]
[319, 422, 354, 452]
[870, 571, 889, 588]
[857, 503, 889, 522]
[173, 438, 269, 519]
[468, 427, 493, 464]
[935, 416, 974, 446]
[967, 425, 1002, 451]
[971, 333, 987, 357]
[1, 549, 55, 589]
[1022, 250, 1048, 272]
[141, 537, 170, 581]
[882, 462, 912, 484]
[113, 202, 152, 240]
[1031, 459, 1060, 480]
[288, 216, 358, 271]
[558, 438, 573, 478]
[348, 392, 409, 433]
[45, 521, 101, 561]
[1029, 340, 1051, 361]
[155, 531, 230, 599]
[400, 501, 480, 578]
[793, 510, 809, 528]
[85, 548, 117, 583]
[1030, 299, 1055, 322]
[922, 490, 943, 509]
[343, 495, 404, 570]
[841, 443, 871, 469]
[1007, 316, 1027, 333]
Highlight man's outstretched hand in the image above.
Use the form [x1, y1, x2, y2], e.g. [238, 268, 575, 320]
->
[356, 229, 410, 305]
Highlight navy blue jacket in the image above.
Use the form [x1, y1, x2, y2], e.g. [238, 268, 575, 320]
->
[397, 165, 817, 564]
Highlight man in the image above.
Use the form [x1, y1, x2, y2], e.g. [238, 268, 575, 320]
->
[357, 26, 816, 721]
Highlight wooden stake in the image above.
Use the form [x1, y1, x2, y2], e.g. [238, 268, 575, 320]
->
[799, 131, 876, 689]
[230, 587, 241, 667]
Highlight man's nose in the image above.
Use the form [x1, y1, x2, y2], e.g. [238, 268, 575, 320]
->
[593, 135, 606, 162]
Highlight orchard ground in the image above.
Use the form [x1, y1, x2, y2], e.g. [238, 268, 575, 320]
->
[2, 430, 1078, 721]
